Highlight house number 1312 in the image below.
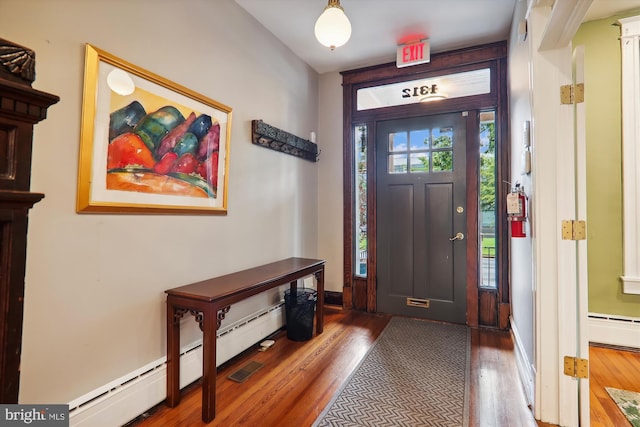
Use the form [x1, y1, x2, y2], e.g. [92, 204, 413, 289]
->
[401, 84, 439, 98]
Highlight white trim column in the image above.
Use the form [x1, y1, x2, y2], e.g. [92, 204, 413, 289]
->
[529, 5, 561, 423]
[619, 16, 640, 295]
[529, 1, 594, 425]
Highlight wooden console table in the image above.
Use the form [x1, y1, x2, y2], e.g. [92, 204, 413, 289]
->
[165, 257, 325, 423]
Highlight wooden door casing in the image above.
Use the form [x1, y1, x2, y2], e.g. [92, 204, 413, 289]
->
[341, 42, 510, 329]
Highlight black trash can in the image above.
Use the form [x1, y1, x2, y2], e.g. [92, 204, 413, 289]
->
[284, 288, 317, 341]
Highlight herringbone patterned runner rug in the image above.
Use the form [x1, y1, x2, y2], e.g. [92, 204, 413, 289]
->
[313, 316, 470, 427]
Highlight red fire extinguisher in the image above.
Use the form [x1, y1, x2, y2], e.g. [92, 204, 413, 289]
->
[507, 184, 527, 238]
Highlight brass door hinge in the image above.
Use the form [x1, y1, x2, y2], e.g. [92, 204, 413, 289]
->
[562, 220, 586, 240]
[560, 83, 584, 104]
[564, 356, 589, 379]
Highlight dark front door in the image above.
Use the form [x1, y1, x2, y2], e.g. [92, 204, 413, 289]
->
[376, 112, 467, 323]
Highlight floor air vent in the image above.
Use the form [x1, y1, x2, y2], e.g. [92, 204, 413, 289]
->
[228, 360, 264, 383]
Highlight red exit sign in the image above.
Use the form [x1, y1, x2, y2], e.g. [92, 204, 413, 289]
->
[396, 40, 430, 68]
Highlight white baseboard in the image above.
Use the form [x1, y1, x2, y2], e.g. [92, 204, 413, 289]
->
[510, 316, 535, 407]
[588, 312, 640, 348]
[69, 304, 285, 427]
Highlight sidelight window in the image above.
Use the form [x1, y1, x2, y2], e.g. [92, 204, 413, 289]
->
[479, 110, 497, 289]
[354, 124, 368, 277]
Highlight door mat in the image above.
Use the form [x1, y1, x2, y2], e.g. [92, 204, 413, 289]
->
[313, 316, 470, 427]
[606, 387, 640, 427]
[228, 360, 264, 383]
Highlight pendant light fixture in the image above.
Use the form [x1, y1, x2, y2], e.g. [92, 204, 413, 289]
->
[314, 0, 352, 50]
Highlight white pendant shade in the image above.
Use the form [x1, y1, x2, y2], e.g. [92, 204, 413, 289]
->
[314, 2, 351, 50]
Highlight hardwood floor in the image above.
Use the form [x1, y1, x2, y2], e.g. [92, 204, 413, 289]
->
[590, 344, 640, 427]
[469, 327, 538, 427]
[132, 306, 540, 426]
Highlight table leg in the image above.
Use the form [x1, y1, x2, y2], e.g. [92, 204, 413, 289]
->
[201, 305, 217, 422]
[166, 298, 180, 407]
[315, 267, 324, 334]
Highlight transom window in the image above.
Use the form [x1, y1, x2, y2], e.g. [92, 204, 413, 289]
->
[387, 127, 453, 174]
[357, 68, 490, 111]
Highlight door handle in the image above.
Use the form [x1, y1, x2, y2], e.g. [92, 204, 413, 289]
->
[449, 232, 464, 241]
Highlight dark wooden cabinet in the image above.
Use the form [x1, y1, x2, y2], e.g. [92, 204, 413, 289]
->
[0, 38, 59, 403]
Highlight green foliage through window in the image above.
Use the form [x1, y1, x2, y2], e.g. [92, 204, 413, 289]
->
[480, 121, 495, 212]
[355, 125, 368, 275]
[479, 113, 497, 289]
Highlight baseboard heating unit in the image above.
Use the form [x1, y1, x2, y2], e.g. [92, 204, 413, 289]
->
[68, 302, 286, 427]
[588, 312, 640, 349]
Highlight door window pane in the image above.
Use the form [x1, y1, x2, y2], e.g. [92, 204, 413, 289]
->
[409, 129, 430, 149]
[432, 151, 452, 171]
[389, 131, 407, 152]
[389, 154, 408, 173]
[433, 127, 453, 148]
[410, 153, 429, 172]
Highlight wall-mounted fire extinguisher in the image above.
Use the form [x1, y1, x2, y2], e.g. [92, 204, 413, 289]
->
[507, 183, 527, 238]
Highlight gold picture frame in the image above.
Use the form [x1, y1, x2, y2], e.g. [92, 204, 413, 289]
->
[77, 44, 232, 214]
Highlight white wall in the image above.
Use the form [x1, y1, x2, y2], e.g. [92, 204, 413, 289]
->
[317, 72, 344, 293]
[1, 0, 320, 404]
[507, 0, 535, 402]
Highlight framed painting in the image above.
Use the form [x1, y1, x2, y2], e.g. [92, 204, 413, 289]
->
[77, 44, 232, 214]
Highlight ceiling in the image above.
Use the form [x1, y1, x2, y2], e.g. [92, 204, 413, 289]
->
[234, 0, 640, 74]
